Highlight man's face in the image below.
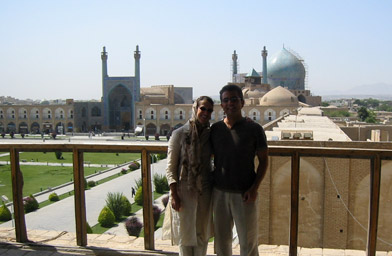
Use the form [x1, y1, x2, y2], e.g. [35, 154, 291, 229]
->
[221, 90, 244, 117]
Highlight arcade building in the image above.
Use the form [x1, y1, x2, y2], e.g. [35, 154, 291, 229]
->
[0, 46, 321, 135]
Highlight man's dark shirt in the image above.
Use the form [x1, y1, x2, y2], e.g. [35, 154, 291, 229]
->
[210, 118, 268, 193]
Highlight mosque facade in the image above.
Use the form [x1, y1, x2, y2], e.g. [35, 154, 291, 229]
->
[0, 46, 321, 135]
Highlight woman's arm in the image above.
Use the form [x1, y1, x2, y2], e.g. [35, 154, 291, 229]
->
[166, 130, 182, 211]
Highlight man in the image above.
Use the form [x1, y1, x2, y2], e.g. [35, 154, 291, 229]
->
[210, 84, 269, 256]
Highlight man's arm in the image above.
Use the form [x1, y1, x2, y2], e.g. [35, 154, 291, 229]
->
[243, 148, 269, 203]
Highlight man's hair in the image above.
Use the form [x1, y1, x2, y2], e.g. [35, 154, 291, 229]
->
[219, 84, 243, 101]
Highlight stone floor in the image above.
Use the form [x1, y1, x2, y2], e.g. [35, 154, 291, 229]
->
[0, 227, 390, 255]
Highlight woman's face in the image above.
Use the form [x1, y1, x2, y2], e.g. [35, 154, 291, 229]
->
[196, 99, 213, 124]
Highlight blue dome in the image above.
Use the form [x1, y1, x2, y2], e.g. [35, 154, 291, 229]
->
[267, 47, 305, 90]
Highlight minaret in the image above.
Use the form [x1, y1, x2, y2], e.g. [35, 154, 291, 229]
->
[101, 46, 108, 97]
[262, 46, 268, 84]
[134, 45, 141, 102]
[232, 50, 238, 82]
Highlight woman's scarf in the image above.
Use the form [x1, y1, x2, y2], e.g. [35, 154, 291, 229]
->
[179, 100, 209, 193]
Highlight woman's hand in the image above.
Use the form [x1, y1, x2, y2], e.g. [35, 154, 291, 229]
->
[171, 191, 181, 211]
[170, 183, 181, 211]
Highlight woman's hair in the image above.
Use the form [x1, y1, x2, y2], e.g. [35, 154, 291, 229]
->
[195, 96, 214, 107]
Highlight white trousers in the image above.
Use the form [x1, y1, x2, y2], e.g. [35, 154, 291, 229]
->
[212, 188, 259, 256]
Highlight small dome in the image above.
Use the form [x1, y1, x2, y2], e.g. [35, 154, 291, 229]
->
[247, 89, 265, 98]
[267, 47, 305, 90]
[260, 86, 299, 107]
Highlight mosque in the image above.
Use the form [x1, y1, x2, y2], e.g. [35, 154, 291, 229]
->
[0, 45, 321, 135]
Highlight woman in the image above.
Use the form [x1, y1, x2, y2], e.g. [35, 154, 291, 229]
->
[162, 96, 214, 256]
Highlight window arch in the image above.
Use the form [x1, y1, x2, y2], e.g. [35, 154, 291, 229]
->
[174, 108, 185, 120]
[91, 106, 101, 117]
[280, 109, 290, 116]
[7, 108, 15, 119]
[137, 108, 143, 119]
[160, 108, 170, 120]
[264, 109, 276, 121]
[31, 108, 40, 119]
[43, 108, 51, 119]
[55, 108, 65, 119]
[249, 108, 260, 121]
[19, 108, 28, 119]
[145, 108, 156, 120]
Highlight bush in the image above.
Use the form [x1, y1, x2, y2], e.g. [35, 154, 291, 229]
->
[55, 151, 62, 160]
[153, 173, 169, 194]
[128, 162, 139, 171]
[153, 205, 162, 228]
[161, 194, 169, 208]
[121, 196, 132, 216]
[151, 154, 157, 163]
[86, 222, 93, 234]
[23, 194, 39, 213]
[49, 192, 60, 202]
[157, 153, 167, 160]
[105, 192, 124, 221]
[87, 180, 96, 187]
[98, 206, 115, 227]
[0, 202, 12, 221]
[121, 168, 127, 174]
[134, 186, 143, 206]
[132, 161, 140, 168]
[134, 178, 142, 190]
[125, 217, 143, 237]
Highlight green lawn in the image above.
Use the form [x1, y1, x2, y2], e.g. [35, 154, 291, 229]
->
[0, 152, 141, 165]
[0, 165, 106, 199]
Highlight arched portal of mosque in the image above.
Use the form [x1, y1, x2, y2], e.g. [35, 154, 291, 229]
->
[108, 85, 133, 131]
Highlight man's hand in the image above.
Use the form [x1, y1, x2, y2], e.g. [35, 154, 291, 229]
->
[242, 185, 258, 203]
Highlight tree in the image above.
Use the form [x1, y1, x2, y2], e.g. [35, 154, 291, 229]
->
[357, 107, 369, 121]
[365, 110, 377, 123]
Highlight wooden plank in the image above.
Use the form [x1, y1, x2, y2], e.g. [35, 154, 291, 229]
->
[141, 149, 154, 250]
[366, 154, 381, 256]
[289, 152, 300, 256]
[10, 148, 28, 242]
[73, 148, 87, 246]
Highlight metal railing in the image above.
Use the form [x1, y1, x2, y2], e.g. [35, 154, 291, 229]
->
[0, 141, 391, 256]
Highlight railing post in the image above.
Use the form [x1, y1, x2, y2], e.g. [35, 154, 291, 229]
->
[141, 149, 154, 250]
[73, 148, 87, 246]
[10, 147, 28, 242]
[289, 151, 300, 256]
[366, 154, 381, 256]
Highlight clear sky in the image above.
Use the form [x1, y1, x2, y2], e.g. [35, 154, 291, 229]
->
[1, 0, 391, 100]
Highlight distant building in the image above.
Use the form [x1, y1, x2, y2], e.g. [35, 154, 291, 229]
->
[0, 46, 322, 135]
[232, 46, 321, 107]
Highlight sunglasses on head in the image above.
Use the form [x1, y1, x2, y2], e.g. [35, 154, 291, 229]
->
[199, 106, 213, 113]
